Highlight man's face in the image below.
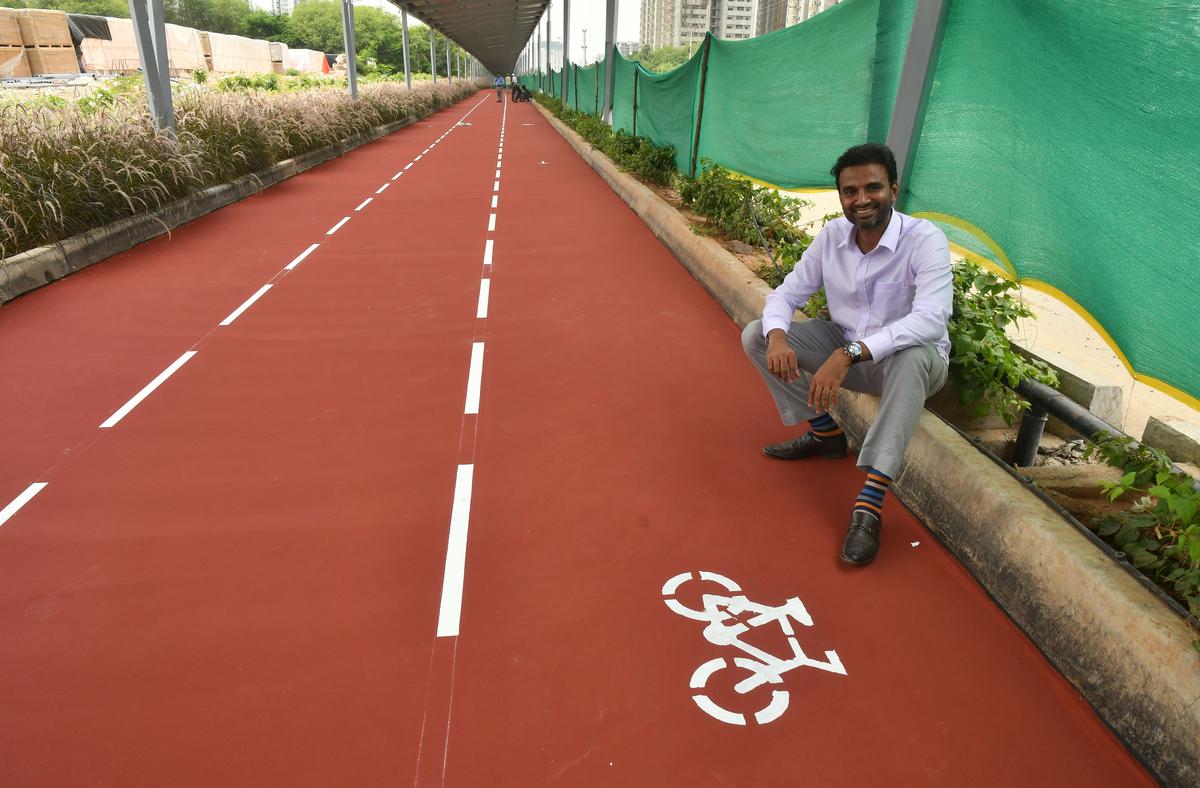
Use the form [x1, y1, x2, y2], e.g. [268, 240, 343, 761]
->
[837, 163, 898, 231]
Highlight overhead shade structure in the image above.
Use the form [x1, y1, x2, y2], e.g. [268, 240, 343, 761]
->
[394, 0, 550, 76]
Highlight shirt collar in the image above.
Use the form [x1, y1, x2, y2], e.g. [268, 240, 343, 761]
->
[838, 209, 905, 252]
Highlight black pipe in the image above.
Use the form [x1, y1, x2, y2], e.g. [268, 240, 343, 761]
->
[1012, 402, 1047, 467]
[1015, 378, 1200, 491]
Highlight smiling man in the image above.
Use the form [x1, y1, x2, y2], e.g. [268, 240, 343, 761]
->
[741, 143, 953, 566]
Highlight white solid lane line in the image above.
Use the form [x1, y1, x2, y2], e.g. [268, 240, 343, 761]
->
[483, 239, 494, 266]
[491, 195, 498, 209]
[464, 342, 485, 415]
[477, 278, 490, 319]
[285, 243, 320, 270]
[326, 216, 351, 235]
[436, 463, 475, 638]
[219, 284, 272, 326]
[355, 197, 373, 211]
[0, 482, 48, 528]
[100, 351, 198, 429]
[488, 213, 496, 232]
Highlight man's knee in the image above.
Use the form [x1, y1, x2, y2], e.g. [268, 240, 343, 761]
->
[741, 320, 765, 357]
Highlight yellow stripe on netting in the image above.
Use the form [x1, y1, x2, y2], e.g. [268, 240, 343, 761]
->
[920, 211, 1200, 414]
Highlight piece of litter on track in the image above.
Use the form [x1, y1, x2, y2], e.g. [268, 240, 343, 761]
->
[911, 541, 920, 547]
[539, 160, 548, 165]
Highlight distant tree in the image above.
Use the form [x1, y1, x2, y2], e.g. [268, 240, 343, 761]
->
[283, 0, 342, 53]
[244, 10, 287, 42]
[628, 45, 690, 73]
[162, 0, 252, 36]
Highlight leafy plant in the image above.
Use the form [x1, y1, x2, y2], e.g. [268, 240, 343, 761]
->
[948, 263, 1058, 424]
[536, 95, 676, 189]
[1086, 433, 1200, 648]
[193, 68, 208, 84]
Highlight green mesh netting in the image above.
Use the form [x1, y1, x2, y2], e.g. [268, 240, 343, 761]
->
[695, 0, 913, 188]
[610, 51, 637, 133]
[905, 0, 1200, 404]
[632, 50, 703, 174]
[576, 61, 600, 116]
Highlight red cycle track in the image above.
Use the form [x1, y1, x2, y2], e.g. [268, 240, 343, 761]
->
[0, 90, 1154, 786]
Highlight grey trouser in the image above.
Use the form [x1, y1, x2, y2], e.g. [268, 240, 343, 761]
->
[741, 319, 948, 478]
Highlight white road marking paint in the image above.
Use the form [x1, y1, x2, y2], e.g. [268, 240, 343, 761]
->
[436, 464, 475, 638]
[355, 197, 373, 211]
[487, 213, 496, 232]
[476, 278, 490, 319]
[0, 482, 47, 528]
[483, 239, 494, 266]
[219, 284, 272, 326]
[663, 571, 846, 726]
[493, 181, 500, 192]
[326, 216, 351, 235]
[285, 243, 319, 270]
[423, 148, 430, 154]
[391, 173, 402, 181]
[464, 341, 485, 415]
[404, 163, 414, 170]
[491, 195, 498, 208]
[377, 182, 392, 193]
[495, 169, 501, 179]
[415, 154, 423, 161]
[911, 541, 920, 547]
[100, 351, 198, 428]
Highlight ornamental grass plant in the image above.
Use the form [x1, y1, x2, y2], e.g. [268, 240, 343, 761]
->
[0, 79, 484, 260]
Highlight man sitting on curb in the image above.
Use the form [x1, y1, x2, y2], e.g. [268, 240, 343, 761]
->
[741, 143, 952, 566]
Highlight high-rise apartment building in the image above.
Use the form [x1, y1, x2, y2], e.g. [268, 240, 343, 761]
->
[640, 1, 763, 48]
[756, 0, 841, 36]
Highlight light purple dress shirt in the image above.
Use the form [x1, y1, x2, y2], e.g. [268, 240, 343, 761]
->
[761, 210, 953, 362]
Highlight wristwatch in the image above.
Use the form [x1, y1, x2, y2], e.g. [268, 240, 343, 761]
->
[842, 341, 864, 364]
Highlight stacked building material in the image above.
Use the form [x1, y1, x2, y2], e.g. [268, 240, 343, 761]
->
[0, 9, 31, 78]
[284, 48, 330, 75]
[269, 40, 287, 75]
[77, 18, 205, 75]
[205, 31, 272, 74]
[15, 9, 79, 75]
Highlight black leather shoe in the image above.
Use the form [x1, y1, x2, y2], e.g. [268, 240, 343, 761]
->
[840, 509, 882, 565]
[762, 431, 847, 460]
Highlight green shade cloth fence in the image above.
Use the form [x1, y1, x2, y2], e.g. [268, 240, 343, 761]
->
[528, 0, 1200, 408]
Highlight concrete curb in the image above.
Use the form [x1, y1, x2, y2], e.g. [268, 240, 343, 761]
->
[535, 101, 1199, 787]
[0, 113, 425, 304]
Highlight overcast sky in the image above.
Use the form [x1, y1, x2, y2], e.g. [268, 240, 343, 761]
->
[351, 0, 643, 65]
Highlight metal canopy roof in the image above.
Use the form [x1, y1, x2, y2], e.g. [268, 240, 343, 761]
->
[396, 1, 552, 76]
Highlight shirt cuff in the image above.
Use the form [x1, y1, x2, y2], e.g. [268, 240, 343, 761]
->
[762, 316, 791, 337]
[861, 330, 895, 362]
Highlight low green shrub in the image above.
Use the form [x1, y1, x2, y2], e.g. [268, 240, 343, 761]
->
[218, 73, 280, 92]
[1087, 433, 1200, 646]
[193, 68, 208, 84]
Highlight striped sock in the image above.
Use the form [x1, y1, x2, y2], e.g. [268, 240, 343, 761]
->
[809, 412, 843, 440]
[854, 468, 892, 517]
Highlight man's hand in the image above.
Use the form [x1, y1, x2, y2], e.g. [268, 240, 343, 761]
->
[808, 350, 852, 413]
[766, 330, 800, 383]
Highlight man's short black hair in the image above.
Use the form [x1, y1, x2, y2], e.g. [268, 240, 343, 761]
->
[831, 143, 898, 187]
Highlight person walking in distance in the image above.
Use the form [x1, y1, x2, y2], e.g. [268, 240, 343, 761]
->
[741, 143, 952, 566]
[494, 74, 505, 102]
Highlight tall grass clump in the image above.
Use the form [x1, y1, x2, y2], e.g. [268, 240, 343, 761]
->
[0, 78, 485, 260]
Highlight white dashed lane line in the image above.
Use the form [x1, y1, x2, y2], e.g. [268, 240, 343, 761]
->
[285, 243, 320, 271]
[483, 239, 494, 266]
[219, 284, 272, 326]
[491, 195, 498, 209]
[435, 464, 475, 638]
[463, 342, 485, 415]
[488, 214, 496, 232]
[99, 351, 198, 429]
[476, 279, 490, 319]
[355, 197, 373, 211]
[0, 483, 48, 528]
[326, 216, 351, 236]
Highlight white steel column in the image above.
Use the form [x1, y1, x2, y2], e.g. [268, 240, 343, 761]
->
[401, 7, 411, 89]
[430, 26, 437, 83]
[601, 0, 617, 123]
[339, 0, 358, 99]
[560, 0, 570, 104]
[127, 0, 173, 132]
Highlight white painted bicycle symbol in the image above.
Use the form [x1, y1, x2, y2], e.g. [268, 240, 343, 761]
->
[662, 571, 847, 726]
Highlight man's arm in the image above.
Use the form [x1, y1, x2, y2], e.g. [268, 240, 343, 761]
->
[762, 234, 826, 382]
[860, 232, 953, 362]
